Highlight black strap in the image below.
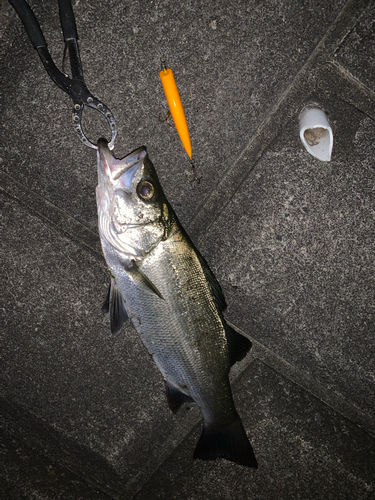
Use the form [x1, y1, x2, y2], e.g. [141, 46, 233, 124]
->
[58, 0, 78, 41]
[9, 0, 47, 48]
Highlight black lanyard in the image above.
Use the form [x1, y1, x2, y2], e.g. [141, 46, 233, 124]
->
[9, 0, 117, 150]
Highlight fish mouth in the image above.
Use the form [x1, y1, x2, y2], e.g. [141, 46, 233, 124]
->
[97, 138, 147, 191]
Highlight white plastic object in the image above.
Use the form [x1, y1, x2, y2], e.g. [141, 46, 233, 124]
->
[299, 105, 333, 161]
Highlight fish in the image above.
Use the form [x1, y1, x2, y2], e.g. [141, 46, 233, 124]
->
[96, 138, 257, 468]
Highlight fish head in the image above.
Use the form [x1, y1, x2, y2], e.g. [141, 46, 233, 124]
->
[96, 139, 169, 257]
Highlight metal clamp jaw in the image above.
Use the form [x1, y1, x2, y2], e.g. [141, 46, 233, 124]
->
[72, 96, 117, 151]
[63, 37, 117, 150]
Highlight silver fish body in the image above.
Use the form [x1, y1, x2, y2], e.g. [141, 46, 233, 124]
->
[96, 139, 257, 467]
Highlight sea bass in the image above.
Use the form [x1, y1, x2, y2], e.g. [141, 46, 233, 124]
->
[96, 139, 257, 467]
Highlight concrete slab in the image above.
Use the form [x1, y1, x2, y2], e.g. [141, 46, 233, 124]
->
[135, 359, 375, 500]
[186, 0, 374, 241]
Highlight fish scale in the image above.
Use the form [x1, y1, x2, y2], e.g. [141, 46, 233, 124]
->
[103, 226, 231, 423]
[97, 139, 257, 467]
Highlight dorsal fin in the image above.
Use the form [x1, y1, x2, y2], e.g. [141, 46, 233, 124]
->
[165, 205, 227, 311]
[196, 251, 227, 311]
[224, 322, 252, 366]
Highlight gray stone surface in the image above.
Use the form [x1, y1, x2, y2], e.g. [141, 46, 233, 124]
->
[199, 95, 375, 423]
[135, 360, 375, 500]
[1, 0, 346, 231]
[334, 1, 375, 92]
[0, 426, 113, 500]
[1, 0, 375, 498]
[0, 194, 202, 494]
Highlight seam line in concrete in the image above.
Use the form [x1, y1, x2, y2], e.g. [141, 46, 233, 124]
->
[329, 60, 375, 101]
[0, 397, 127, 498]
[188, 0, 372, 242]
[227, 322, 375, 438]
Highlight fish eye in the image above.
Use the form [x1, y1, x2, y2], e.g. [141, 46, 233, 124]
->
[137, 180, 155, 201]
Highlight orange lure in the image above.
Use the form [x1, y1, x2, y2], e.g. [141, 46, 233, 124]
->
[159, 67, 192, 159]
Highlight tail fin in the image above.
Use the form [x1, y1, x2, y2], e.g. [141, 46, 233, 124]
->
[193, 416, 258, 468]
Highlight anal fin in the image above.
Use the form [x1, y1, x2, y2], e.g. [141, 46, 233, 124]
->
[165, 381, 194, 413]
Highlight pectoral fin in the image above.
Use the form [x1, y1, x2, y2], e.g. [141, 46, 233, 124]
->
[196, 251, 227, 311]
[104, 276, 129, 335]
[125, 260, 164, 300]
[101, 285, 111, 313]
